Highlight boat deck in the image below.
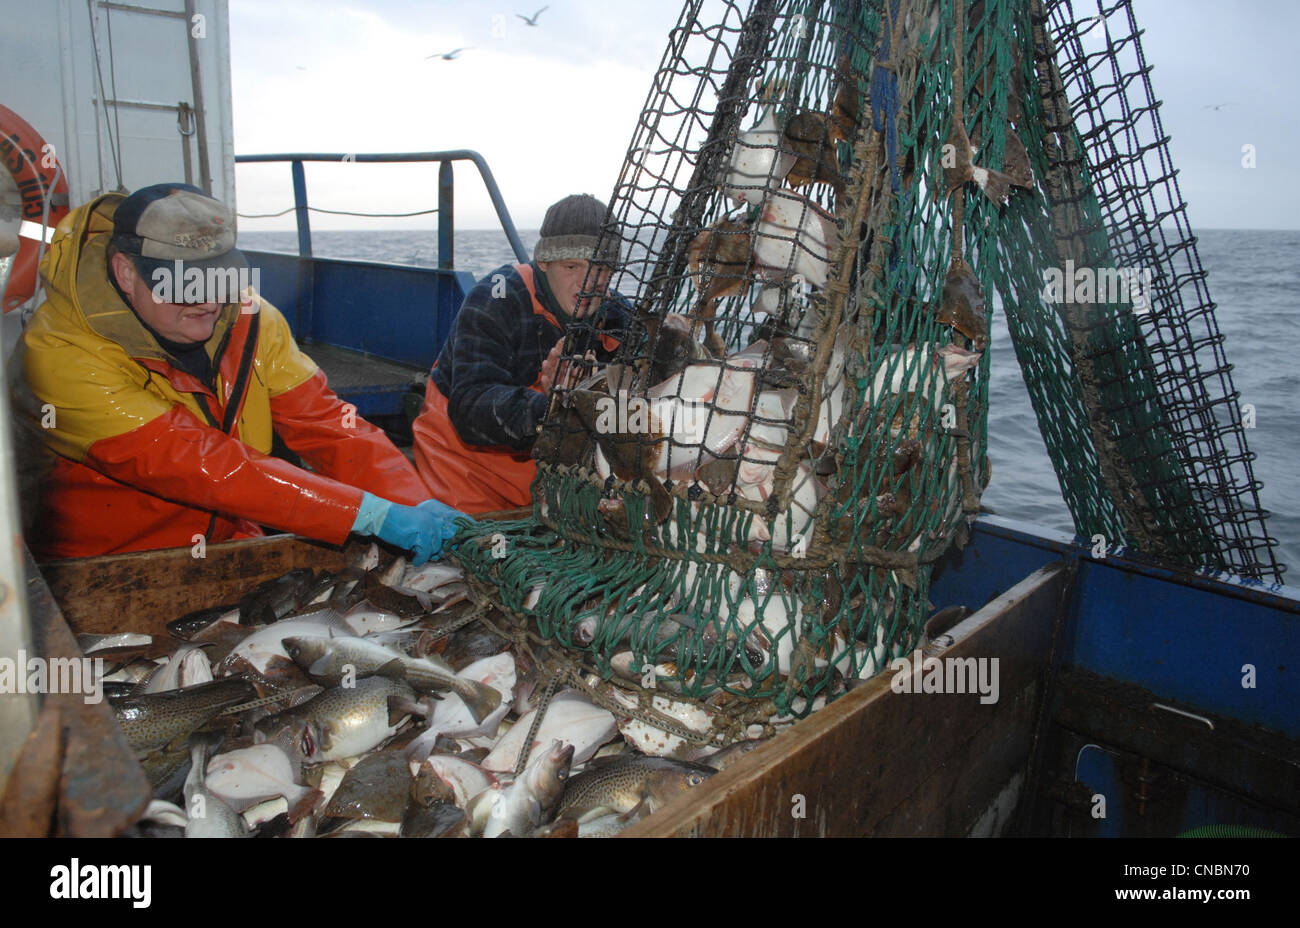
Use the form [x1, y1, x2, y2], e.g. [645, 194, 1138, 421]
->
[303, 342, 426, 395]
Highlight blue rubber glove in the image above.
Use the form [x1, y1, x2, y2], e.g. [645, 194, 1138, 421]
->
[356, 494, 473, 565]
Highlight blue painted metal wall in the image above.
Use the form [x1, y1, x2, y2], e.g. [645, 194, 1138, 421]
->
[934, 516, 1299, 834]
[932, 516, 1299, 736]
[245, 249, 475, 415]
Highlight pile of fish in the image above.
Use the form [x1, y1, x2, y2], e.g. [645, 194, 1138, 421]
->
[99, 547, 748, 838]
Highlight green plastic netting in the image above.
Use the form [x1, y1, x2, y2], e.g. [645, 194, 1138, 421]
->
[450, 0, 1281, 745]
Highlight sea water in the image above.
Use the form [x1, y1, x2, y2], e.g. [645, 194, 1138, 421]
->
[239, 228, 1298, 577]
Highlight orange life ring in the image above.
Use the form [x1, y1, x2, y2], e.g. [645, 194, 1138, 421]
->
[1, 103, 70, 314]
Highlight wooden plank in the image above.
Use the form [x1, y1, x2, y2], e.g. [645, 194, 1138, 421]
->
[478, 506, 534, 521]
[23, 548, 152, 837]
[626, 562, 1066, 837]
[39, 535, 352, 638]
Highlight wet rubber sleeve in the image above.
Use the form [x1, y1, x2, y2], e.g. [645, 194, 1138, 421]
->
[85, 405, 366, 544]
[269, 369, 430, 506]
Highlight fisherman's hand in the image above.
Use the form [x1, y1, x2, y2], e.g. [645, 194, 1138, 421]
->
[539, 343, 596, 394]
[538, 341, 565, 394]
[353, 493, 474, 565]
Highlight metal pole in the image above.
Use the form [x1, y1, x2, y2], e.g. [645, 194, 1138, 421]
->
[438, 160, 454, 270]
[177, 102, 195, 187]
[183, 0, 213, 194]
[291, 159, 312, 257]
[0, 331, 38, 804]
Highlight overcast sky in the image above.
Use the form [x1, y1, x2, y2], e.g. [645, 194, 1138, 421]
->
[228, 0, 1299, 232]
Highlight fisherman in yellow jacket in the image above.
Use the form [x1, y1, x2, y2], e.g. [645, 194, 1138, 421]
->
[11, 182, 468, 561]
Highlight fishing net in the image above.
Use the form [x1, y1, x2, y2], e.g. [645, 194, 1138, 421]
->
[1026, 0, 1282, 581]
[453, 0, 1281, 741]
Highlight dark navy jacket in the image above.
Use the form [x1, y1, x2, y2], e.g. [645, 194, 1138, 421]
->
[430, 262, 626, 450]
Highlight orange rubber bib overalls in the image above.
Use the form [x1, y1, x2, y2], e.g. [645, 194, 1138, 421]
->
[412, 264, 556, 514]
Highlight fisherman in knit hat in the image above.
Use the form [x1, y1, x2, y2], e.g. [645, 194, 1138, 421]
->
[412, 193, 627, 513]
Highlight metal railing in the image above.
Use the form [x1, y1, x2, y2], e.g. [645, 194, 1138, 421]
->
[233, 150, 529, 269]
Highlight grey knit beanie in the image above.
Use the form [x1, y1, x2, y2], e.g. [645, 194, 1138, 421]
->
[534, 194, 621, 264]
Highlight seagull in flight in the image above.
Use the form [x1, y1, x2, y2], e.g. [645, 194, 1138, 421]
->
[1203, 102, 1235, 111]
[1078, 13, 1105, 35]
[427, 47, 472, 60]
[517, 6, 549, 26]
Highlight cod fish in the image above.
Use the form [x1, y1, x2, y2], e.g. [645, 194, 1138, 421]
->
[255, 676, 425, 764]
[283, 635, 501, 724]
[556, 755, 715, 822]
[112, 677, 257, 756]
[468, 740, 574, 838]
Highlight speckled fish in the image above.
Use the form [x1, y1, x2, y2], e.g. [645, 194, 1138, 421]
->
[112, 677, 257, 755]
[468, 740, 574, 838]
[697, 738, 768, 771]
[556, 755, 715, 822]
[254, 676, 424, 764]
[282, 635, 501, 723]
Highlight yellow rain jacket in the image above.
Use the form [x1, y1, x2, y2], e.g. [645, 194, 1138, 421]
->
[11, 193, 427, 558]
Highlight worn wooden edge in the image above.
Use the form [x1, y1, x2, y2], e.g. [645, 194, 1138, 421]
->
[23, 547, 152, 837]
[624, 562, 1066, 837]
[477, 506, 535, 521]
[0, 705, 64, 837]
[40, 534, 354, 638]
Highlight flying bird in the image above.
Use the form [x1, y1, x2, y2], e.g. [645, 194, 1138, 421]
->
[427, 47, 472, 60]
[517, 6, 549, 26]
[1078, 14, 1105, 35]
[1203, 102, 1235, 111]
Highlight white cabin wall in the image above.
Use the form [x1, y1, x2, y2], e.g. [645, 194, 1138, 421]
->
[1, 0, 235, 208]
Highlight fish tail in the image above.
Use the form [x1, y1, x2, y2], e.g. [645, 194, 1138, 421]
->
[455, 679, 503, 725]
